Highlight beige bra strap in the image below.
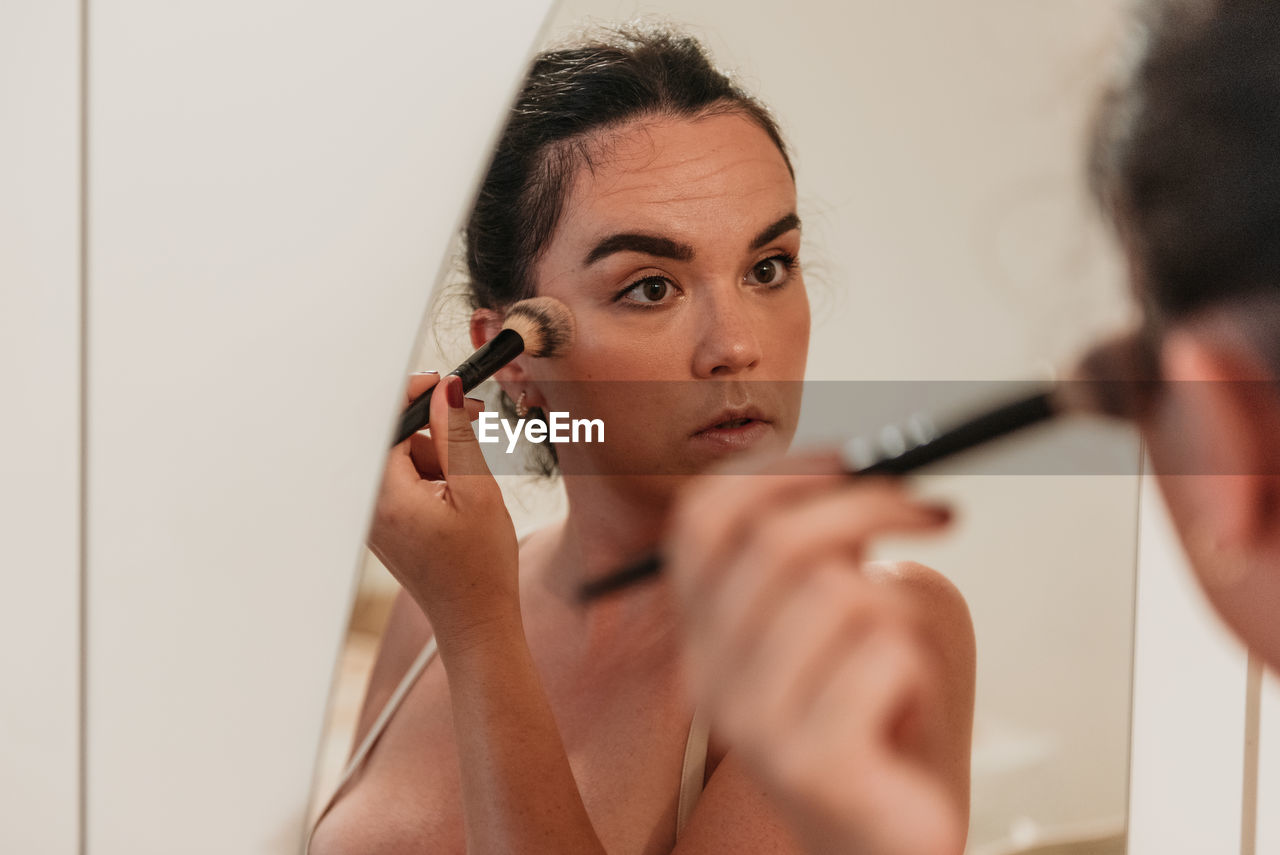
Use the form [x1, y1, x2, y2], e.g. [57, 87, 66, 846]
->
[676, 707, 710, 838]
[307, 636, 440, 850]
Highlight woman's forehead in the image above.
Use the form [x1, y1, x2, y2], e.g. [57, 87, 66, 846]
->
[554, 112, 796, 250]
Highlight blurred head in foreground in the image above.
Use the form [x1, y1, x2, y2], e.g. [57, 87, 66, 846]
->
[1090, 0, 1280, 668]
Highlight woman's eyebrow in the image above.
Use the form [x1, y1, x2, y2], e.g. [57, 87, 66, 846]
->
[584, 233, 695, 266]
[750, 213, 801, 250]
[582, 212, 801, 267]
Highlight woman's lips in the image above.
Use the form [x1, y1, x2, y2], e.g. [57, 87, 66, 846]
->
[689, 418, 774, 450]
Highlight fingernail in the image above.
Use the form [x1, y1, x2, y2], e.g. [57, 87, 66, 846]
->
[465, 397, 485, 408]
[925, 503, 952, 522]
[446, 376, 465, 409]
[413, 369, 439, 375]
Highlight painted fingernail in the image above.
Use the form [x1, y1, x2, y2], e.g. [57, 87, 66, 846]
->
[925, 503, 952, 522]
[446, 376, 465, 409]
[413, 369, 440, 375]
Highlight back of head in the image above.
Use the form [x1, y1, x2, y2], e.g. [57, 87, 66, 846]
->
[1090, 0, 1280, 374]
[1091, 4, 1280, 677]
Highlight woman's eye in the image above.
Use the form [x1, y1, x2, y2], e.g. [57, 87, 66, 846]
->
[746, 254, 797, 287]
[619, 276, 674, 305]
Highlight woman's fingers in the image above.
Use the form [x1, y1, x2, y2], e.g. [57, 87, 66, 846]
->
[667, 449, 968, 855]
[666, 450, 849, 599]
[401, 372, 485, 422]
[369, 375, 519, 632]
[701, 560, 963, 855]
[428, 375, 497, 488]
[409, 432, 442, 481]
[807, 621, 933, 762]
[403, 371, 441, 408]
[677, 479, 950, 638]
[399, 393, 485, 481]
[371, 441, 433, 551]
[698, 559, 867, 744]
[670, 460, 952, 729]
[773, 571, 911, 727]
[796, 624, 963, 855]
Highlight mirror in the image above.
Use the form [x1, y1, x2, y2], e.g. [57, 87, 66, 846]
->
[312, 3, 1138, 853]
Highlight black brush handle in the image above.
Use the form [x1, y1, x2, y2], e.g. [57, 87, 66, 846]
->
[579, 388, 1057, 601]
[579, 554, 663, 600]
[856, 391, 1053, 474]
[391, 329, 525, 446]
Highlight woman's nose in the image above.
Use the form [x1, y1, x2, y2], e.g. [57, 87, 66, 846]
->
[691, 289, 763, 378]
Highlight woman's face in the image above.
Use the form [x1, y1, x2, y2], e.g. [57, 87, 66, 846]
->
[520, 111, 809, 481]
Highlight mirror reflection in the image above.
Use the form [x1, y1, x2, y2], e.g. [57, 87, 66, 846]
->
[311, 4, 1139, 854]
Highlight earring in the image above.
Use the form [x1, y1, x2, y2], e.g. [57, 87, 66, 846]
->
[516, 390, 529, 418]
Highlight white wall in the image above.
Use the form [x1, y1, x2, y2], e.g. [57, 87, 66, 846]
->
[1260, 672, 1280, 852]
[0, 2, 82, 853]
[74, 2, 555, 853]
[1128, 475, 1252, 854]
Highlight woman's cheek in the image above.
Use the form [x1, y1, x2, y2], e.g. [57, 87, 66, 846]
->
[771, 286, 811, 372]
[589, 335, 687, 382]
[790, 280, 812, 335]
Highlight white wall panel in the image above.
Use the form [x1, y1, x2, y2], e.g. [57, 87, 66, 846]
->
[85, 2, 554, 853]
[0, 3, 82, 853]
[1258, 672, 1280, 853]
[1128, 474, 1251, 854]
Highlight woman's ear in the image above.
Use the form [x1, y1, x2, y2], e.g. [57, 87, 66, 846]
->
[470, 307, 539, 400]
[470, 308, 503, 350]
[1158, 329, 1280, 550]
[1156, 326, 1280, 672]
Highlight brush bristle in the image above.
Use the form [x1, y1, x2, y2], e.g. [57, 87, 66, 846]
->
[1057, 330, 1163, 420]
[502, 297, 575, 358]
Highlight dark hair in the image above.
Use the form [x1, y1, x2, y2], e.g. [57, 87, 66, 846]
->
[1089, 0, 1280, 375]
[462, 23, 793, 473]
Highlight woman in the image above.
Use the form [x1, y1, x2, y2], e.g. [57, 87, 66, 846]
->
[666, 2, 1280, 854]
[308, 25, 976, 855]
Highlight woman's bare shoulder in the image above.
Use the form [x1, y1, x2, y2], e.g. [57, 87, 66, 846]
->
[863, 560, 973, 648]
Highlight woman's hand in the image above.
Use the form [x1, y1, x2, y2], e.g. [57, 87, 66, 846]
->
[666, 451, 971, 855]
[369, 372, 520, 644]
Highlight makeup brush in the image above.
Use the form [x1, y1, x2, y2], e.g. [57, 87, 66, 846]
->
[578, 331, 1160, 601]
[392, 296, 575, 446]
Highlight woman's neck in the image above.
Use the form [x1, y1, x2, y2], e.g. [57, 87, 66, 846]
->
[536, 475, 677, 605]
